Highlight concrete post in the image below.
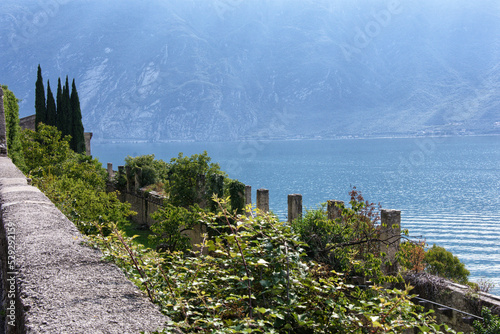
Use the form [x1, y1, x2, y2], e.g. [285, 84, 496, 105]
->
[107, 163, 114, 180]
[288, 194, 302, 223]
[380, 209, 401, 275]
[327, 200, 344, 221]
[0, 88, 7, 156]
[256, 188, 269, 213]
[125, 165, 132, 193]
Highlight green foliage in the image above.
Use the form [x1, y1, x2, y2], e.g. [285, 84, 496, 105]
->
[91, 199, 457, 334]
[20, 123, 73, 175]
[70, 79, 85, 153]
[424, 244, 470, 284]
[292, 192, 385, 280]
[207, 173, 224, 211]
[292, 203, 352, 272]
[20, 123, 133, 235]
[149, 203, 202, 252]
[473, 308, 500, 334]
[166, 151, 224, 207]
[228, 179, 246, 214]
[35, 173, 132, 235]
[1, 85, 25, 169]
[35, 64, 47, 129]
[124, 154, 169, 188]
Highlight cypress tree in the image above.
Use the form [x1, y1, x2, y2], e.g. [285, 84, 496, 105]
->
[34, 64, 47, 130]
[46, 80, 57, 127]
[70, 79, 85, 153]
[60, 76, 72, 137]
[56, 78, 63, 131]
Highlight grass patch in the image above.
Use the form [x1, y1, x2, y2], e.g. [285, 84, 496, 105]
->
[121, 220, 154, 249]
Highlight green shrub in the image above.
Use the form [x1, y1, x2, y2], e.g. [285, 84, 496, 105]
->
[424, 244, 470, 284]
[91, 198, 457, 334]
[292, 191, 385, 279]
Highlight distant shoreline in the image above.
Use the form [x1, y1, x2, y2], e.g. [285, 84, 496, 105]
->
[91, 133, 500, 145]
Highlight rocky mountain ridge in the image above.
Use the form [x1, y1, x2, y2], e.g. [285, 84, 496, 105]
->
[1, 0, 499, 142]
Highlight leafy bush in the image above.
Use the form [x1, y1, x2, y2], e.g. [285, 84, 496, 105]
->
[473, 308, 500, 334]
[398, 240, 426, 272]
[165, 151, 225, 208]
[149, 203, 202, 252]
[292, 189, 387, 279]
[20, 123, 73, 175]
[124, 154, 169, 188]
[90, 198, 457, 334]
[424, 244, 470, 284]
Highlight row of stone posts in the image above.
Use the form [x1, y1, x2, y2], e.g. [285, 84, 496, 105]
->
[247, 189, 401, 275]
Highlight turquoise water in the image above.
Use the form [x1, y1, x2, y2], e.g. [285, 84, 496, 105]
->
[93, 136, 500, 294]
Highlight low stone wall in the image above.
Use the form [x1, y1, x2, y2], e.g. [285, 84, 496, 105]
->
[0, 157, 169, 334]
[406, 273, 500, 333]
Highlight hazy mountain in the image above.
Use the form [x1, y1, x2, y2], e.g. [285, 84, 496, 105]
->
[1, 0, 499, 142]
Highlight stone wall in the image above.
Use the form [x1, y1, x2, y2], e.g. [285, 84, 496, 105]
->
[18, 115, 35, 132]
[0, 157, 170, 334]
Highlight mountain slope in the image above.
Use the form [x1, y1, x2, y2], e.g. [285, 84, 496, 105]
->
[1, 0, 499, 141]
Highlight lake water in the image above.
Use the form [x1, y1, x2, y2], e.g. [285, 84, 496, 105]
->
[93, 136, 500, 295]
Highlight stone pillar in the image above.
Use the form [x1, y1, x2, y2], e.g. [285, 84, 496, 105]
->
[125, 166, 132, 193]
[0, 88, 7, 156]
[84, 132, 93, 156]
[196, 174, 207, 209]
[327, 200, 344, 221]
[256, 188, 269, 213]
[380, 209, 401, 275]
[118, 166, 125, 177]
[288, 194, 302, 223]
[245, 185, 252, 216]
[107, 163, 114, 180]
[245, 185, 252, 206]
[134, 168, 142, 192]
